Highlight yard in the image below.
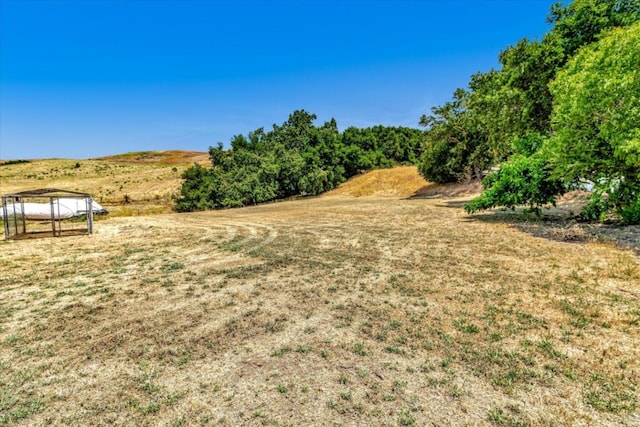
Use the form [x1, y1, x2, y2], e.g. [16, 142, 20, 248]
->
[1, 193, 639, 425]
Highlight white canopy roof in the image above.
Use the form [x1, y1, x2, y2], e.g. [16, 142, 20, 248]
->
[3, 198, 107, 220]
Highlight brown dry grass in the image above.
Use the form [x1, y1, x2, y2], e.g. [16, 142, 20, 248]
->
[94, 150, 210, 166]
[0, 152, 208, 216]
[326, 165, 483, 199]
[1, 189, 639, 425]
[327, 166, 429, 197]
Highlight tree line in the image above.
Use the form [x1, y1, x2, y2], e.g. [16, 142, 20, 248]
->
[177, 0, 639, 224]
[174, 111, 422, 211]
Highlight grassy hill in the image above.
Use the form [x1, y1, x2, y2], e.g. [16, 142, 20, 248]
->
[0, 151, 209, 216]
[94, 150, 210, 165]
[1, 156, 475, 216]
[325, 165, 483, 198]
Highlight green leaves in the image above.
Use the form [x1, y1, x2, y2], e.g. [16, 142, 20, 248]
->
[417, 88, 493, 183]
[464, 154, 565, 215]
[464, 3, 640, 223]
[547, 22, 640, 223]
[174, 111, 424, 211]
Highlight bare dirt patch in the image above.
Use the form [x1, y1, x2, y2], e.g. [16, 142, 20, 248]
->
[1, 195, 638, 426]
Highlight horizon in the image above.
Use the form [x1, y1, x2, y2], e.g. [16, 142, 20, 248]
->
[0, 0, 553, 160]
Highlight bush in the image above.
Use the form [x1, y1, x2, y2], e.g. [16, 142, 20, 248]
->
[610, 180, 640, 224]
[465, 154, 565, 215]
[580, 191, 611, 222]
[0, 159, 30, 167]
[418, 138, 459, 184]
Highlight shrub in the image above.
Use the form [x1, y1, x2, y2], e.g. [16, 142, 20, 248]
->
[465, 154, 565, 215]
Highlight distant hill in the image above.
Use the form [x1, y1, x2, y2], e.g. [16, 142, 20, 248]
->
[0, 150, 209, 216]
[94, 150, 209, 165]
[2, 155, 482, 217]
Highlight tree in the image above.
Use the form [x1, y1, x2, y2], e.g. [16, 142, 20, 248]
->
[418, 88, 491, 183]
[464, 153, 565, 215]
[546, 0, 640, 57]
[174, 164, 219, 212]
[546, 22, 640, 222]
[174, 110, 424, 211]
[467, 22, 640, 223]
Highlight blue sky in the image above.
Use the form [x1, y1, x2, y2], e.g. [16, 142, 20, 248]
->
[1, 0, 553, 160]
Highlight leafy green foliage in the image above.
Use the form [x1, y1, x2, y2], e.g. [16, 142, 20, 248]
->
[422, 0, 639, 190]
[547, 0, 640, 56]
[511, 133, 546, 157]
[464, 154, 565, 215]
[547, 22, 640, 223]
[418, 89, 492, 183]
[462, 1, 640, 223]
[174, 110, 423, 211]
[580, 191, 612, 222]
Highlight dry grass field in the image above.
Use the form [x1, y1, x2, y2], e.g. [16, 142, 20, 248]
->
[1, 163, 639, 426]
[0, 151, 209, 216]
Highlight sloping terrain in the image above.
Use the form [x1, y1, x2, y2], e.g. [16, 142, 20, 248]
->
[0, 151, 208, 216]
[1, 161, 469, 216]
[95, 150, 210, 165]
[326, 165, 484, 199]
[1, 194, 639, 426]
[325, 166, 429, 197]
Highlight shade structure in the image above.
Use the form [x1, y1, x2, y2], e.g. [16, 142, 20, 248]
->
[2, 188, 107, 240]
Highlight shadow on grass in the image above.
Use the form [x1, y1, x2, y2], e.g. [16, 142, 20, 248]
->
[409, 180, 482, 200]
[434, 200, 470, 209]
[466, 208, 640, 256]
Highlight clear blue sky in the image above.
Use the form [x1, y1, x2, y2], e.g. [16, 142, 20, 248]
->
[0, 0, 553, 160]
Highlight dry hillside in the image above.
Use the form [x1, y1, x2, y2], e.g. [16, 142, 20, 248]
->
[94, 150, 210, 165]
[326, 166, 429, 197]
[0, 151, 208, 216]
[326, 166, 483, 199]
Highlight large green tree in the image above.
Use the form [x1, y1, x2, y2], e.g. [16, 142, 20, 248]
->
[467, 22, 640, 223]
[547, 22, 640, 222]
[418, 88, 492, 183]
[420, 0, 639, 186]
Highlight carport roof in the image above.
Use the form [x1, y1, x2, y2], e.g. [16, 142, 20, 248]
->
[2, 188, 91, 198]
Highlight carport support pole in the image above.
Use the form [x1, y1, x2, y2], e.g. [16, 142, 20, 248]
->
[2, 197, 8, 240]
[50, 198, 56, 236]
[20, 198, 26, 234]
[56, 198, 62, 235]
[87, 196, 94, 235]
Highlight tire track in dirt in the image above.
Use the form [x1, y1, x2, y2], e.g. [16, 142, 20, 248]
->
[167, 218, 279, 266]
[94, 215, 277, 267]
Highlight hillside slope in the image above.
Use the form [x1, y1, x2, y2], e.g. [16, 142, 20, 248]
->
[0, 151, 208, 216]
[94, 150, 210, 165]
[2, 161, 461, 216]
[326, 166, 482, 199]
[326, 166, 428, 197]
